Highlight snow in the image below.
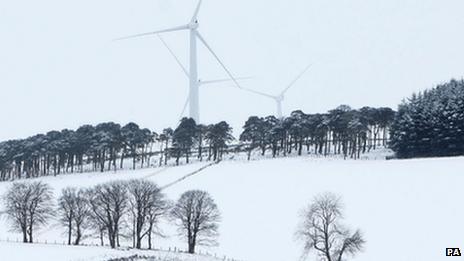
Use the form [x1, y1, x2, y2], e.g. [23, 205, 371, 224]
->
[1, 155, 464, 261]
[0, 241, 223, 261]
[0, 242, 122, 261]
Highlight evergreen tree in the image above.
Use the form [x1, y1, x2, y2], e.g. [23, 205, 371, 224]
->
[172, 118, 197, 165]
[390, 79, 464, 158]
[205, 121, 234, 161]
[240, 116, 265, 160]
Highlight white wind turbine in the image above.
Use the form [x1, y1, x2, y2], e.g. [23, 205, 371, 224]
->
[241, 64, 312, 118]
[156, 35, 250, 120]
[115, 0, 243, 123]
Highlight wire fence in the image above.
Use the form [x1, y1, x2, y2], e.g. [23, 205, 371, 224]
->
[0, 238, 243, 261]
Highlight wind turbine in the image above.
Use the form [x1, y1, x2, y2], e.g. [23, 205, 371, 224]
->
[156, 34, 250, 120]
[115, 0, 243, 123]
[241, 64, 312, 118]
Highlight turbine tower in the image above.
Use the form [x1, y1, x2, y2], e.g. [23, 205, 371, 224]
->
[116, 0, 243, 123]
[242, 64, 312, 118]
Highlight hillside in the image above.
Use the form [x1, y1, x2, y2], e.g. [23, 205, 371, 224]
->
[0, 241, 225, 261]
[1, 155, 463, 261]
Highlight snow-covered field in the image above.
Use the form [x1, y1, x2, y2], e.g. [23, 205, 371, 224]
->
[1, 155, 464, 261]
[0, 241, 223, 261]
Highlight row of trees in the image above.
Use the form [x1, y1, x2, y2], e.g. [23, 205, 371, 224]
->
[0, 119, 234, 181]
[390, 79, 464, 158]
[0, 122, 156, 180]
[240, 106, 395, 160]
[3, 181, 221, 253]
[167, 118, 234, 166]
[0, 106, 395, 181]
[4, 182, 366, 260]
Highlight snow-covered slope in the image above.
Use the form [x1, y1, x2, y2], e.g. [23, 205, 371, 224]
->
[1, 156, 463, 261]
[0, 241, 223, 261]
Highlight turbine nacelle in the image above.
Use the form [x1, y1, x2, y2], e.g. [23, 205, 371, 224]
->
[275, 95, 284, 102]
[188, 21, 199, 30]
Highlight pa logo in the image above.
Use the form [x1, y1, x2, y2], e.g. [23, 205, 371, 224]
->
[446, 248, 462, 256]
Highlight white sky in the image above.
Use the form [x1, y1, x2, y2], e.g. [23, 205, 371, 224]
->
[1, 0, 464, 141]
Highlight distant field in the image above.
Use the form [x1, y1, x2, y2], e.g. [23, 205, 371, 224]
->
[1, 155, 463, 261]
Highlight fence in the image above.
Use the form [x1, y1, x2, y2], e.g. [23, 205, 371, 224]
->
[0, 238, 243, 261]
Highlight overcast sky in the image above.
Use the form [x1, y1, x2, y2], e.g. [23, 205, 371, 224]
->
[1, 0, 464, 141]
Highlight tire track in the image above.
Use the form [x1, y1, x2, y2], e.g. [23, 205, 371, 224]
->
[160, 161, 221, 190]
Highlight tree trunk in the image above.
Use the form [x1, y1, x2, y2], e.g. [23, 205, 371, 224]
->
[22, 228, 27, 243]
[188, 242, 195, 254]
[100, 229, 104, 246]
[198, 138, 203, 161]
[132, 149, 136, 170]
[28, 226, 33, 243]
[148, 223, 153, 250]
[68, 219, 72, 245]
[74, 225, 82, 245]
[164, 149, 169, 165]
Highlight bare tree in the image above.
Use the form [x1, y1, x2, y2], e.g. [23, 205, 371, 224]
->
[171, 190, 221, 254]
[146, 197, 169, 250]
[3, 182, 54, 243]
[296, 193, 365, 261]
[89, 213, 107, 247]
[87, 181, 128, 248]
[58, 187, 75, 245]
[72, 189, 91, 245]
[58, 187, 91, 245]
[127, 179, 169, 249]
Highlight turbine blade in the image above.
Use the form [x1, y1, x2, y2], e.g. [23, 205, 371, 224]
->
[279, 63, 312, 96]
[114, 24, 190, 41]
[195, 31, 243, 90]
[200, 76, 253, 85]
[240, 87, 276, 99]
[191, 0, 203, 22]
[157, 35, 189, 78]
[200, 77, 276, 100]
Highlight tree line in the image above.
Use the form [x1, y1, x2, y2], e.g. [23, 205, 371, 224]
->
[0, 122, 156, 180]
[0, 119, 233, 181]
[0, 105, 395, 181]
[390, 79, 464, 158]
[3, 180, 221, 253]
[240, 106, 395, 160]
